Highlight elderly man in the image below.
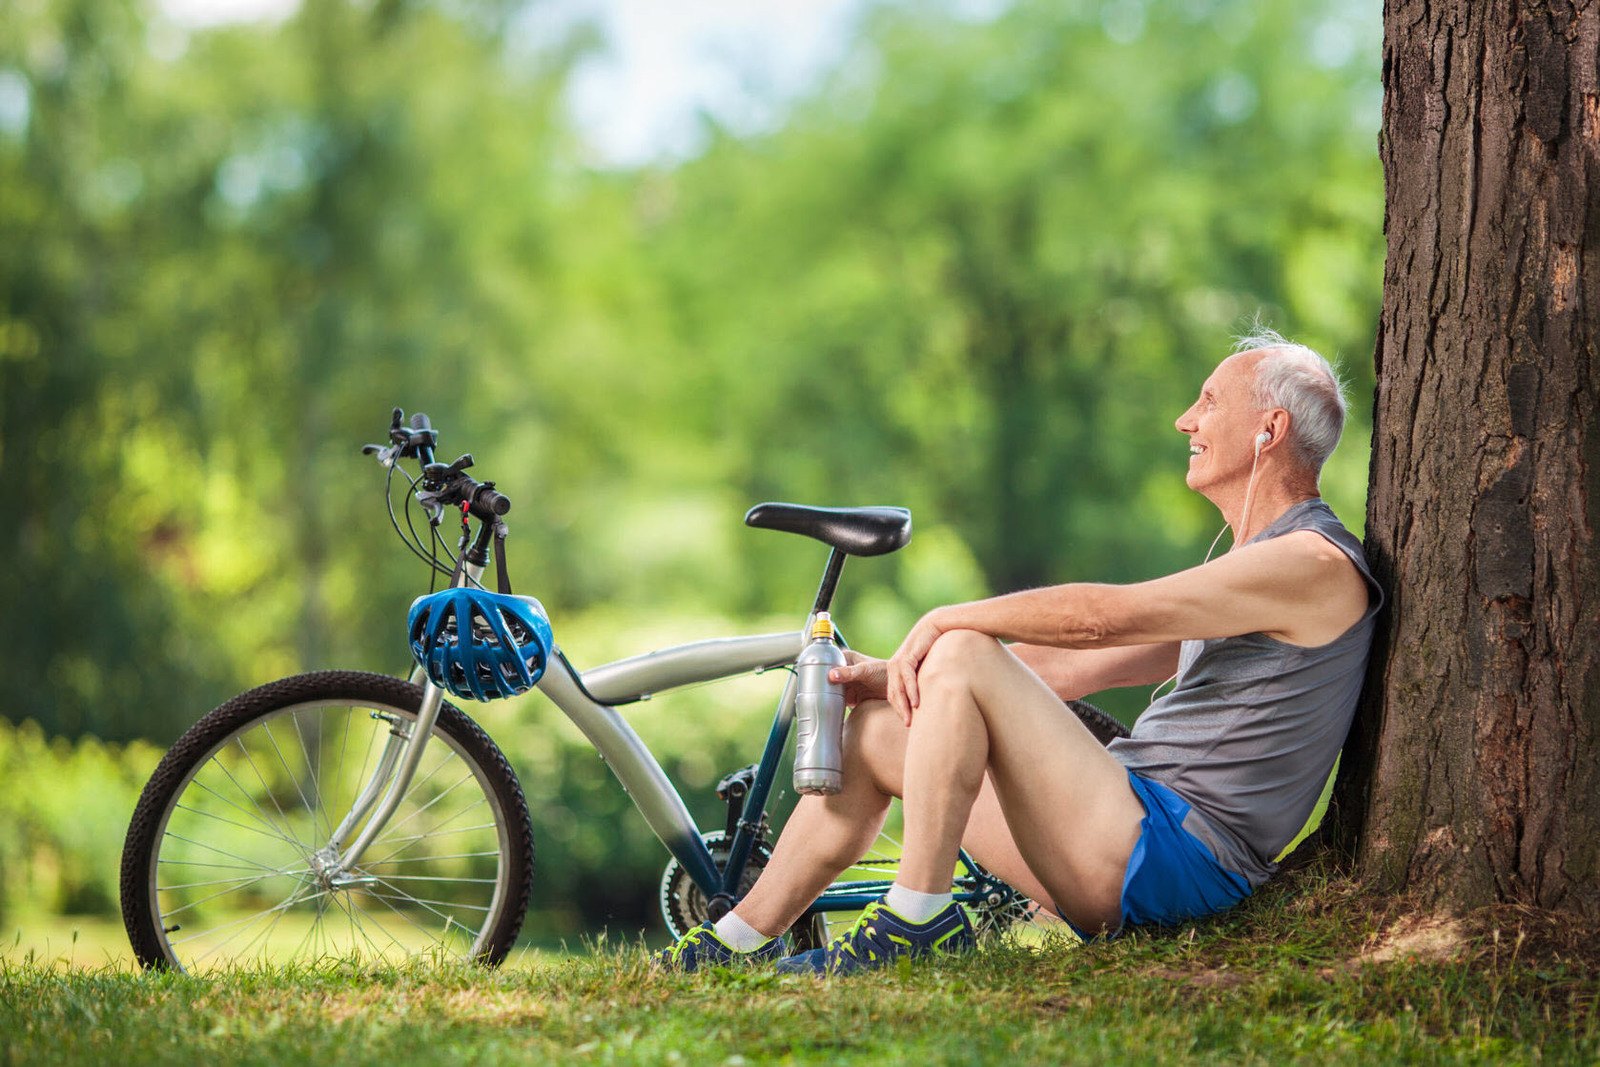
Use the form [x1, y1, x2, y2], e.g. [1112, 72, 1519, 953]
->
[658, 329, 1382, 973]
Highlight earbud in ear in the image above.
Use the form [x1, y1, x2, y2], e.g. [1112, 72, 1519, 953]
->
[1255, 431, 1272, 447]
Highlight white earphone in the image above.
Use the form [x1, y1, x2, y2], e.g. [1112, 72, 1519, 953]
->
[1254, 430, 1272, 452]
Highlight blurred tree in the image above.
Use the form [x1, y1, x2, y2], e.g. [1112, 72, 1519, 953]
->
[638, 0, 1383, 710]
[0, 0, 240, 738]
[0, 0, 1388, 932]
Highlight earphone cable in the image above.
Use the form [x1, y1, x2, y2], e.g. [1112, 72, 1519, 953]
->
[1149, 432, 1269, 708]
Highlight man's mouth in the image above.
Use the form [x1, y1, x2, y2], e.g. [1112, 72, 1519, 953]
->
[1189, 444, 1206, 456]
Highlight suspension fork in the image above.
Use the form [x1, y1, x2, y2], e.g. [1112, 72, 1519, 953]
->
[325, 563, 482, 876]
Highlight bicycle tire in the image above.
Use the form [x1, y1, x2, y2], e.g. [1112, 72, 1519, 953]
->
[120, 670, 534, 972]
[797, 698, 1130, 948]
[1065, 698, 1130, 747]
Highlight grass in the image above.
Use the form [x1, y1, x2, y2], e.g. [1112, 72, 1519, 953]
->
[2, 862, 1595, 1066]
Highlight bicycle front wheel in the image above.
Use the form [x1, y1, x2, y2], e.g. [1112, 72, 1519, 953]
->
[120, 671, 534, 972]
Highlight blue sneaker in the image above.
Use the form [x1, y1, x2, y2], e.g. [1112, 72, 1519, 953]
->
[776, 898, 975, 975]
[653, 923, 786, 972]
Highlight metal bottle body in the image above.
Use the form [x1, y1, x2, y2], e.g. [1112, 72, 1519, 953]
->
[793, 630, 848, 796]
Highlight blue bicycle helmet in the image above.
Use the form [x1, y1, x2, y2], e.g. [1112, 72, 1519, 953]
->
[407, 589, 554, 701]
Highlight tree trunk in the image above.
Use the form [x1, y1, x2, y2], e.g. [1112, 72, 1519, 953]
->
[1333, 0, 1600, 915]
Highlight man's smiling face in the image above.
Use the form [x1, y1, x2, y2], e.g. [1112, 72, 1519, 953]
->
[1174, 350, 1267, 496]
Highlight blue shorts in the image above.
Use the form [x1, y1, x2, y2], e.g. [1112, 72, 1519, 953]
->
[1067, 770, 1252, 939]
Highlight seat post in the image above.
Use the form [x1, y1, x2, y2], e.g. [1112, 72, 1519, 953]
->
[811, 548, 847, 616]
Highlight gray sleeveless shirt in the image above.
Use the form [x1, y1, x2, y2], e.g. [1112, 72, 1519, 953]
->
[1107, 499, 1382, 887]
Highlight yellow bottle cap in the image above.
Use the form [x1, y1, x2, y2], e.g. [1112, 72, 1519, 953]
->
[810, 612, 835, 640]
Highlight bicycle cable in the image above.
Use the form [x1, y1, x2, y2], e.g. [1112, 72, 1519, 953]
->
[392, 458, 489, 592]
[384, 459, 455, 578]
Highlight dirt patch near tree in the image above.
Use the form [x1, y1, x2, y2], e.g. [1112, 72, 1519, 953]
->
[1359, 915, 1467, 963]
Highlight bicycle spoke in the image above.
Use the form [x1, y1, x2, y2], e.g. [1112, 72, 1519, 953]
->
[206, 757, 307, 852]
[289, 708, 333, 840]
[172, 881, 324, 949]
[226, 888, 304, 965]
[335, 891, 402, 960]
[161, 830, 305, 874]
[361, 882, 473, 947]
[366, 825, 496, 863]
[262, 717, 321, 846]
[353, 717, 382, 814]
[173, 803, 308, 849]
[234, 736, 309, 853]
[363, 877, 494, 914]
[188, 777, 306, 850]
[158, 872, 286, 893]
[289, 895, 325, 961]
[159, 857, 283, 873]
[377, 850, 500, 864]
[363, 822, 498, 866]
[160, 868, 298, 919]
[384, 746, 456, 810]
[377, 772, 477, 839]
[335, 704, 356, 813]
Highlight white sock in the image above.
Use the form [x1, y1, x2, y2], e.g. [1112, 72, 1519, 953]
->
[885, 883, 953, 924]
[712, 911, 774, 952]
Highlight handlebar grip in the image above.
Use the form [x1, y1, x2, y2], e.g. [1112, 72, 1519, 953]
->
[410, 412, 433, 432]
[473, 486, 511, 517]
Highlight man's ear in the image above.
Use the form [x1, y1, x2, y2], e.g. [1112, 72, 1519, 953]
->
[1261, 409, 1292, 450]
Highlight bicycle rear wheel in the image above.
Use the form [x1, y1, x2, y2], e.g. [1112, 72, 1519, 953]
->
[120, 671, 533, 972]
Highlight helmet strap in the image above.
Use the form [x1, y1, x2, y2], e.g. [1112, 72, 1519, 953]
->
[493, 522, 513, 596]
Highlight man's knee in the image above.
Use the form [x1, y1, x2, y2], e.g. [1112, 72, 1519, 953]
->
[843, 699, 904, 780]
[918, 629, 1005, 695]
[844, 699, 899, 751]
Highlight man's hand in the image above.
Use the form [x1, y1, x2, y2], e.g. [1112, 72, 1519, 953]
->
[828, 650, 890, 708]
[885, 610, 950, 725]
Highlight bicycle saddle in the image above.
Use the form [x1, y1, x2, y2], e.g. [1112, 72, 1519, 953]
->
[743, 502, 912, 557]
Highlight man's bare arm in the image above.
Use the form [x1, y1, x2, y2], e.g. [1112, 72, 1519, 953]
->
[1009, 642, 1180, 701]
[928, 531, 1368, 650]
[884, 530, 1369, 718]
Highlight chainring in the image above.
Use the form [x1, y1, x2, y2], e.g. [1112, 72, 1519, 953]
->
[658, 831, 775, 939]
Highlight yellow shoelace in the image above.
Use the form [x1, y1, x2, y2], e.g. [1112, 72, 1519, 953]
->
[828, 902, 886, 956]
[668, 925, 709, 963]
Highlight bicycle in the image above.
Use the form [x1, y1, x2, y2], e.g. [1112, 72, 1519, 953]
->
[119, 410, 1129, 972]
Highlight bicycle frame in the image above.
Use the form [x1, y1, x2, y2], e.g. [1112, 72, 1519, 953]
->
[331, 563, 1006, 924]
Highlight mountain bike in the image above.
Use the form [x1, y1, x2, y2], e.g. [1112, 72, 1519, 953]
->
[119, 410, 1128, 972]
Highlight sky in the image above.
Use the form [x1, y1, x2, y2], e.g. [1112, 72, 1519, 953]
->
[158, 0, 865, 166]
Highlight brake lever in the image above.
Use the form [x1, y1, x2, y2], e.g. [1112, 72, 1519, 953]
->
[362, 443, 400, 468]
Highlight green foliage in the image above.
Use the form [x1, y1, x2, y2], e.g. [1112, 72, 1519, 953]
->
[0, 720, 160, 922]
[0, 0, 1384, 935]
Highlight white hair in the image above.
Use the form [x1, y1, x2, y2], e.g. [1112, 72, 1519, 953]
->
[1232, 325, 1348, 475]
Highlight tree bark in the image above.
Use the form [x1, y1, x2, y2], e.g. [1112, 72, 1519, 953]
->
[1333, 0, 1600, 915]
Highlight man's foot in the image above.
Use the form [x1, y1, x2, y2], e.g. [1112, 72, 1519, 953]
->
[775, 898, 974, 975]
[653, 923, 786, 972]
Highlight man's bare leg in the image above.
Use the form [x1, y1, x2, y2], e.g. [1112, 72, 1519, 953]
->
[731, 699, 898, 937]
[733, 686, 1122, 937]
[895, 629, 1145, 932]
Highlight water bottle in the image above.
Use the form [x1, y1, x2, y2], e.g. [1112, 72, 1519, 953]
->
[794, 611, 848, 795]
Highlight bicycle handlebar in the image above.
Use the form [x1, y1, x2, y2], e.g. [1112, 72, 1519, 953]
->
[366, 408, 511, 520]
